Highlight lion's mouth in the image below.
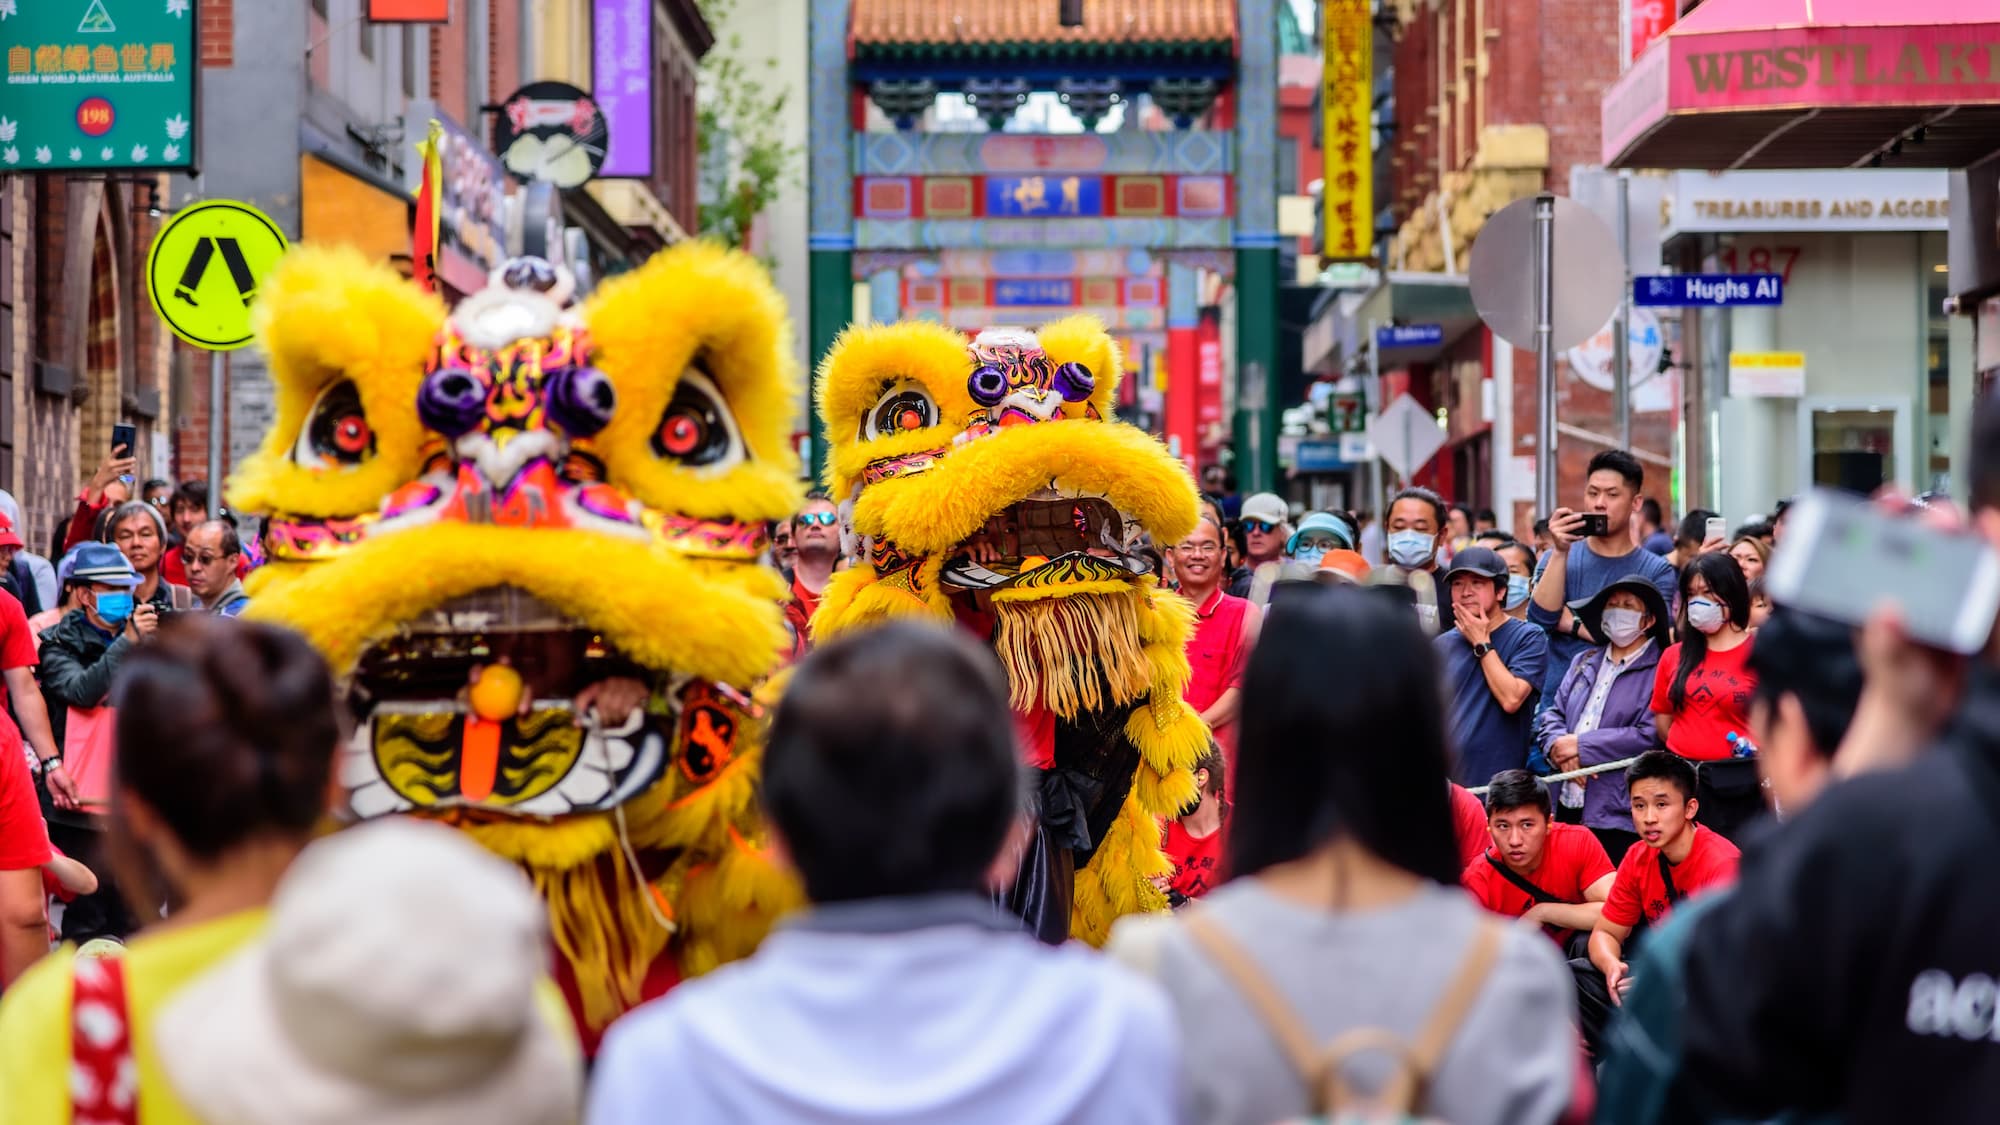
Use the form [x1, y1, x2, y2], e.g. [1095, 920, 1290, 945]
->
[341, 586, 685, 821]
[940, 487, 1151, 592]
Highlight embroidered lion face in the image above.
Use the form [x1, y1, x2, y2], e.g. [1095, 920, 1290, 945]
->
[813, 316, 1207, 943]
[231, 243, 804, 1024]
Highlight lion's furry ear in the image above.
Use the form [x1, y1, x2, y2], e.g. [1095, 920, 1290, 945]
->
[229, 245, 446, 518]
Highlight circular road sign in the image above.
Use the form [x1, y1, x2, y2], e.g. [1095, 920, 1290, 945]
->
[1468, 195, 1623, 354]
[146, 200, 289, 351]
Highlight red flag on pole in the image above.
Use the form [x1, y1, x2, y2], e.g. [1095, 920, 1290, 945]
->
[412, 119, 443, 293]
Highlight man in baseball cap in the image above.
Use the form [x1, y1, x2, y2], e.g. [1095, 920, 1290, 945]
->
[1229, 492, 1290, 598]
[1435, 545, 1549, 787]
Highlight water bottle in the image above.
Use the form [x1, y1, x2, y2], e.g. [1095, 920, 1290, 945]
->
[1726, 732, 1758, 758]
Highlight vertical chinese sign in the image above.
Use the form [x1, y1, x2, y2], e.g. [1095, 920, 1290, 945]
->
[1628, 0, 1675, 62]
[0, 0, 198, 172]
[594, 0, 653, 178]
[1322, 0, 1372, 261]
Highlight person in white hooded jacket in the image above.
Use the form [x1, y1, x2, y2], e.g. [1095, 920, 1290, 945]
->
[585, 621, 1178, 1125]
[0, 491, 56, 614]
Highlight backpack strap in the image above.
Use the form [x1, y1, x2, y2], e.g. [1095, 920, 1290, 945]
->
[1182, 908, 1507, 1116]
[1485, 853, 1562, 906]
[1658, 852, 1682, 906]
[70, 955, 138, 1125]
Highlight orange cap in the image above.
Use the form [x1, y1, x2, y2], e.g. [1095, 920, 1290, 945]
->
[1316, 549, 1371, 583]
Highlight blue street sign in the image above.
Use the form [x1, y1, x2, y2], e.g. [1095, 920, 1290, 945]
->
[1633, 274, 1784, 307]
[1377, 323, 1444, 348]
[1293, 438, 1349, 473]
[992, 278, 1077, 307]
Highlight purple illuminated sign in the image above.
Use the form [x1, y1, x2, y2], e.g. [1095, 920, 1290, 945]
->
[593, 0, 653, 178]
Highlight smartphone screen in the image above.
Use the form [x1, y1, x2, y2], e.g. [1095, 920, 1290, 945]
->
[1764, 489, 2000, 654]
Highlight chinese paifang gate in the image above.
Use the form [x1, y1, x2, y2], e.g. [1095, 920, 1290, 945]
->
[231, 243, 804, 1052]
[812, 318, 1210, 943]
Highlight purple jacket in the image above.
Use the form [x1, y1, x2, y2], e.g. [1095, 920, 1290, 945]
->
[1531, 642, 1661, 832]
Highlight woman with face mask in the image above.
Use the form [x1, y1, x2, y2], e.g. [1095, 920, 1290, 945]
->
[1532, 577, 1673, 862]
[1651, 553, 1757, 763]
[1495, 540, 1537, 622]
[1282, 511, 1357, 574]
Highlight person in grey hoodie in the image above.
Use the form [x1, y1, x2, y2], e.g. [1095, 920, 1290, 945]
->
[0, 490, 56, 614]
[585, 621, 1178, 1125]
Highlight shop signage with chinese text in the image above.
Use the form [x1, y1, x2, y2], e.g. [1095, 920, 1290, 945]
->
[1321, 0, 1372, 261]
[0, 0, 197, 172]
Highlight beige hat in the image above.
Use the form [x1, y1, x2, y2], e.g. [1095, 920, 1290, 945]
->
[1239, 492, 1290, 528]
[156, 819, 581, 1125]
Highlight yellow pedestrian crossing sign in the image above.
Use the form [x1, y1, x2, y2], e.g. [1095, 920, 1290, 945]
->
[146, 200, 288, 351]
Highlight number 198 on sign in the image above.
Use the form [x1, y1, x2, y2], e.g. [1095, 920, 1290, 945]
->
[76, 97, 114, 137]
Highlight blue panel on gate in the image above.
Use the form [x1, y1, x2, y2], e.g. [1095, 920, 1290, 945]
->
[1376, 324, 1444, 348]
[985, 175, 1105, 218]
[993, 279, 1078, 307]
[1633, 274, 1784, 307]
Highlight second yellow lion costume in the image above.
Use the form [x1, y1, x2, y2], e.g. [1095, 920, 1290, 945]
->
[813, 317, 1209, 943]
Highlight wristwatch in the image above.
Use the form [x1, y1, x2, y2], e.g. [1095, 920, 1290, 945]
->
[31, 757, 60, 776]
[1472, 642, 1494, 659]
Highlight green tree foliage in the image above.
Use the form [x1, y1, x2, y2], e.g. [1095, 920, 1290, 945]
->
[696, 0, 800, 253]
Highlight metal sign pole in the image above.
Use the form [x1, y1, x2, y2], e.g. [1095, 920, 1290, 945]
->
[1613, 171, 1632, 451]
[1534, 193, 1557, 520]
[207, 350, 224, 517]
[1366, 318, 1385, 520]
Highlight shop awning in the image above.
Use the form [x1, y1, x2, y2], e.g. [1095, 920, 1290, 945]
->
[1603, 0, 2000, 171]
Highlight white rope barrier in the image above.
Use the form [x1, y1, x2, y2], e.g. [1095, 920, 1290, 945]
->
[1466, 756, 1642, 797]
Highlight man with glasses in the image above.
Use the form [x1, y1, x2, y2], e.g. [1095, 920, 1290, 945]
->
[1228, 492, 1290, 599]
[1174, 515, 1260, 772]
[783, 490, 842, 658]
[183, 520, 249, 617]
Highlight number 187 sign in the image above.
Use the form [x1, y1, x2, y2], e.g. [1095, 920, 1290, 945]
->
[0, 0, 198, 172]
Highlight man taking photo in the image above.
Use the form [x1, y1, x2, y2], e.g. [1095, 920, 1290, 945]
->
[1530, 451, 1679, 700]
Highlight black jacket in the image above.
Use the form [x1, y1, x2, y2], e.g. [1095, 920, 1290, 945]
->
[38, 609, 131, 713]
[1677, 664, 2000, 1122]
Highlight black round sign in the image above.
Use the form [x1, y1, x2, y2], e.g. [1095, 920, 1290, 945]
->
[493, 81, 609, 189]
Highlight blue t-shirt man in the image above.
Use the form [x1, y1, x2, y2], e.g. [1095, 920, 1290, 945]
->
[1436, 615, 1549, 787]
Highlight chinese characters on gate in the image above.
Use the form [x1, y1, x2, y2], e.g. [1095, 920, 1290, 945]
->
[984, 176, 1105, 218]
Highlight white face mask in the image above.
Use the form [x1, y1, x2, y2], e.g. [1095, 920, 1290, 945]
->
[1687, 598, 1727, 635]
[1601, 607, 1647, 647]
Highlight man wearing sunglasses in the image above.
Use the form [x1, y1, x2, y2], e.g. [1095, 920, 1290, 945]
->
[783, 491, 842, 658]
[1227, 492, 1290, 599]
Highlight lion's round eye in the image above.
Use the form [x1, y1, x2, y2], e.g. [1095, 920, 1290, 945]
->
[863, 382, 939, 440]
[293, 381, 374, 469]
[653, 369, 743, 471]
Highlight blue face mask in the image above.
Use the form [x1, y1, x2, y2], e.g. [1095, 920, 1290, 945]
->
[1505, 573, 1532, 609]
[1386, 530, 1436, 569]
[94, 591, 134, 627]
[1293, 545, 1329, 569]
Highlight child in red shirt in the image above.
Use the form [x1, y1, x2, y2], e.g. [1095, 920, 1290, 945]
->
[1158, 748, 1227, 905]
[1461, 770, 1616, 954]
[1576, 750, 1740, 1056]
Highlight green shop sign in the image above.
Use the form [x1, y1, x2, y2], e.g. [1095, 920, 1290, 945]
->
[0, 0, 197, 172]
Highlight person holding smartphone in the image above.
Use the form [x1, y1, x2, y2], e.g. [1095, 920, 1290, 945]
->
[1529, 451, 1681, 703]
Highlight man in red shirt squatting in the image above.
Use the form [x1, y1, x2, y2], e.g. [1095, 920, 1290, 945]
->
[1157, 747, 1227, 905]
[1576, 750, 1739, 1056]
[1462, 770, 1614, 959]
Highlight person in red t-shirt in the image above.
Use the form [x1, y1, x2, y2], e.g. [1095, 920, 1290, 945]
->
[1173, 516, 1260, 772]
[0, 587, 74, 984]
[1651, 554, 1757, 762]
[1448, 781, 1489, 867]
[1576, 750, 1741, 1056]
[1461, 770, 1614, 955]
[1157, 748, 1227, 904]
[781, 491, 841, 661]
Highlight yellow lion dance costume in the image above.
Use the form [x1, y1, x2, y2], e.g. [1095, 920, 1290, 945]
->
[812, 318, 1209, 943]
[230, 244, 802, 1050]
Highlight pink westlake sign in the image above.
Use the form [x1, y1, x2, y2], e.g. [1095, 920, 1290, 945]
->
[1604, 17, 2000, 164]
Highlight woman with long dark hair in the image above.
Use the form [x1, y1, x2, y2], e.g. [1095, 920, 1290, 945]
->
[1109, 585, 1574, 1124]
[1651, 552, 1757, 762]
[0, 617, 342, 1120]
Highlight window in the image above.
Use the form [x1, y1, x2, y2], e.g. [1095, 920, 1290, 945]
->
[1278, 136, 1300, 195]
[359, 18, 375, 60]
[402, 26, 418, 97]
[312, 0, 327, 15]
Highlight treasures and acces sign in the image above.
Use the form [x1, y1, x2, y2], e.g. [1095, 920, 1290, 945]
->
[0, 0, 198, 172]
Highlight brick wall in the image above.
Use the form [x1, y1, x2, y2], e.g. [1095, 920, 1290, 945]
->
[201, 0, 233, 68]
[430, 3, 468, 124]
[1537, 0, 1618, 191]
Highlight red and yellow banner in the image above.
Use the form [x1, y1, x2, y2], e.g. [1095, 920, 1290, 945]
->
[412, 120, 443, 294]
[1322, 0, 1373, 261]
